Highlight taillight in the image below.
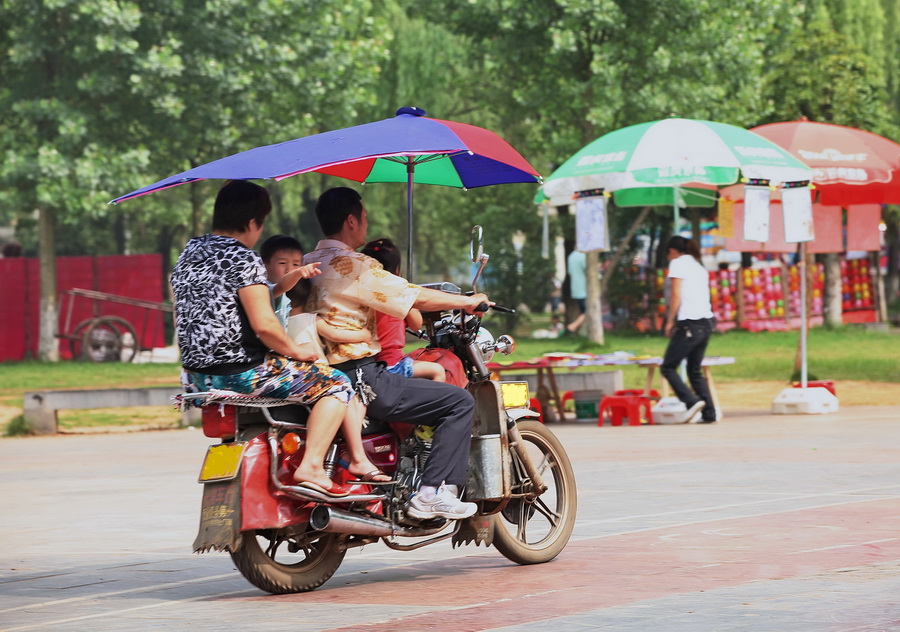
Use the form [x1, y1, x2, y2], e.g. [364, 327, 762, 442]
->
[201, 404, 237, 439]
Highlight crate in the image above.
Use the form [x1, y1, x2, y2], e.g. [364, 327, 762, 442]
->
[573, 390, 605, 422]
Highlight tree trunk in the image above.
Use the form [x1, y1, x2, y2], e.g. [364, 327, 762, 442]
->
[690, 207, 702, 246]
[600, 206, 652, 293]
[585, 249, 604, 344]
[823, 252, 842, 326]
[38, 206, 59, 362]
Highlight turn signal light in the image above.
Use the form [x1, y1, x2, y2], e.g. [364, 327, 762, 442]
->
[281, 432, 301, 455]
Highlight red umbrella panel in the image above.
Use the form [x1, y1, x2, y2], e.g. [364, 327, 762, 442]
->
[751, 119, 900, 205]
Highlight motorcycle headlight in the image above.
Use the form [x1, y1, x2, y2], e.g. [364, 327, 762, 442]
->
[475, 328, 496, 363]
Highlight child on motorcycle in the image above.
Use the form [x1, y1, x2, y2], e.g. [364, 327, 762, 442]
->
[264, 240, 392, 484]
[361, 238, 445, 382]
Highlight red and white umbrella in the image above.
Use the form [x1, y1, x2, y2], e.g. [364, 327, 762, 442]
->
[751, 119, 900, 205]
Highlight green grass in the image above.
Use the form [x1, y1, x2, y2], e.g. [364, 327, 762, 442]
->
[1, 323, 897, 432]
[0, 361, 181, 407]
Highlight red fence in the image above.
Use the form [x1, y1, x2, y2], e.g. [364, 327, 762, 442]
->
[0, 254, 166, 361]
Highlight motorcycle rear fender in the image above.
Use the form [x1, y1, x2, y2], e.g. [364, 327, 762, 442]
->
[239, 432, 313, 531]
[465, 380, 510, 502]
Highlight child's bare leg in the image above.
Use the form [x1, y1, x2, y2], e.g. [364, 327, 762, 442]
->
[343, 397, 391, 481]
[413, 360, 446, 382]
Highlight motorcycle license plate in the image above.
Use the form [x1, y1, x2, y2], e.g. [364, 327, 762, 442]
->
[198, 443, 246, 483]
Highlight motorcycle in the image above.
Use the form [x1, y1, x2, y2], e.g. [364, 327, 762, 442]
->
[186, 227, 577, 594]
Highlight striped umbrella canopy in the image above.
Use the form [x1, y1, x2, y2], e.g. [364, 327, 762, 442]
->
[542, 118, 812, 208]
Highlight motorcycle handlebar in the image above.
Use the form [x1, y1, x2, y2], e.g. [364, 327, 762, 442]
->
[475, 302, 515, 314]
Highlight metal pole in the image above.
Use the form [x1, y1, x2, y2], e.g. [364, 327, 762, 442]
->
[407, 161, 414, 281]
[800, 241, 808, 388]
[673, 186, 679, 226]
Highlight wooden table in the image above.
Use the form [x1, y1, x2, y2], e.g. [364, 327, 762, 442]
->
[487, 353, 735, 422]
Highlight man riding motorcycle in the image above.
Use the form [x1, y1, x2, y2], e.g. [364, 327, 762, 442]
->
[304, 186, 492, 520]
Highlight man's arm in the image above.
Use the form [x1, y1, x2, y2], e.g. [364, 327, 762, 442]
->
[413, 287, 492, 315]
[238, 284, 318, 361]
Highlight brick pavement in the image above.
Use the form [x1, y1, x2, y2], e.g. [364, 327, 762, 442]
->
[1, 405, 899, 631]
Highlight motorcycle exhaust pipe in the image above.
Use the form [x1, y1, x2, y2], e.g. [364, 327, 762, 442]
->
[310, 505, 397, 537]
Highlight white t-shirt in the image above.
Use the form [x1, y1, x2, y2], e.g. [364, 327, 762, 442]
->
[285, 313, 327, 362]
[668, 255, 713, 321]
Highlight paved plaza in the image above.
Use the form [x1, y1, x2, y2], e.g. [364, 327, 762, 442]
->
[2, 404, 899, 631]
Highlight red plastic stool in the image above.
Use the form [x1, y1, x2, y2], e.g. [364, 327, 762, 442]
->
[528, 397, 545, 423]
[792, 380, 836, 397]
[598, 394, 654, 426]
[614, 388, 661, 401]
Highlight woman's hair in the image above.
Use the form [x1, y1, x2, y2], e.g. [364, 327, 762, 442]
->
[212, 180, 272, 233]
[361, 237, 401, 274]
[667, 235, 701, 260]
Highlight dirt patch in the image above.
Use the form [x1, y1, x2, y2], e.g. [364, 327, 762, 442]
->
[717, 380, 900, 409]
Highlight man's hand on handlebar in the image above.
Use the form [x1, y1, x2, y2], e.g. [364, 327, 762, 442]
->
[464, 293, 493, 316]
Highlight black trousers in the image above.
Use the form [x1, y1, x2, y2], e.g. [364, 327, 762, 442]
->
[660, 319, 714, 418]
[349, 362, 474, 488]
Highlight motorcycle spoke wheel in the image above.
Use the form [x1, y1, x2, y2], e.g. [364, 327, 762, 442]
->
[492, 420, 577, 565]
[230, 529, 346, 594]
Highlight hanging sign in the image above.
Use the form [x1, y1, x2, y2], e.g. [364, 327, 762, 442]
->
[574, 193, 609, 252]
[781, 185, 814, 243]
[717, 197, 735, 238]
[743, 185, 770, 242]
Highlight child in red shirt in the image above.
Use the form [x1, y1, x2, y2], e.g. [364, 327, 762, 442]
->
[361, 238, 445, 382]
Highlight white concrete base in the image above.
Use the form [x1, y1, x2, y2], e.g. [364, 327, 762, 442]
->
[652, 397, 694, 424]
[771, 387, 840, 415]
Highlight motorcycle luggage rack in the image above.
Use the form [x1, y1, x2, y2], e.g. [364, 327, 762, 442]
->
[175, 389, 297, 410]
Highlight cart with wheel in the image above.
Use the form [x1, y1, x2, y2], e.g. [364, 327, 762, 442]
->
[57, 288, 173, 362]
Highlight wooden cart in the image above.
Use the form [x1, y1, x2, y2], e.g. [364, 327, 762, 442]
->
[57, 288, 173, 362]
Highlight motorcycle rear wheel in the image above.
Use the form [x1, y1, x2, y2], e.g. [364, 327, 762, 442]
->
[230, 529, 345, 594]
[492, 420, 577, 565]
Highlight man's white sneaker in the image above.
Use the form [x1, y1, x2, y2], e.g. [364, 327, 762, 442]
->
[406, 487, 477, 520]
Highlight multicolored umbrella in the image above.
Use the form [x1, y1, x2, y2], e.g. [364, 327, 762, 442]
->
[541, 118, 812, 207]
[751, 119, 900, 205]
[112, 107, 541, 277]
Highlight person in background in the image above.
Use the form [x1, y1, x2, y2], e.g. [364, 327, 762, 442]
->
[565, 249, 587, 334]
[171, 180, 352, 497]
[361, 237, 445, 381]
[661, 235, 717, 423]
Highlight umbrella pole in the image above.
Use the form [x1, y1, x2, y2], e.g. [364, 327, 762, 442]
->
[672, 186, 680, 226]
[407, 162, 414, 280]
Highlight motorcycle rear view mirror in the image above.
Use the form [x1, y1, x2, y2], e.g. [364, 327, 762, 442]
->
[470, 225, 489, 293]
[470, 225, 484, 263]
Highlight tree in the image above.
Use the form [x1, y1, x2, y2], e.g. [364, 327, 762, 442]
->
[429, 0, 794, 341]
[0, 0, 386, 359]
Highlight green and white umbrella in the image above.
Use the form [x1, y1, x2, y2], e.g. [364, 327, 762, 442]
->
[542, 118, 813, 207]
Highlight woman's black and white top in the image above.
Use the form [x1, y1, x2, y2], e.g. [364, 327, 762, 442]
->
[171, 234, 269, 374]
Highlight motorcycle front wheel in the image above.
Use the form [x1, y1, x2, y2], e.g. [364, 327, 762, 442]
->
[492, 420, 577, 565]
[230, 529, 346, 594]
